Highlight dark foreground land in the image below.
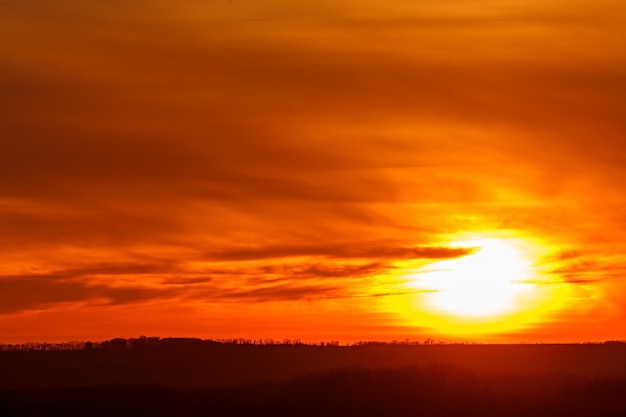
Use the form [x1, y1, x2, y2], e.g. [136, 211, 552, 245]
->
[1, 338, 626, 416]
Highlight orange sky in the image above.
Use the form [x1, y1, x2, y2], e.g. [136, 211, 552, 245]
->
[1, 0, 626, 344]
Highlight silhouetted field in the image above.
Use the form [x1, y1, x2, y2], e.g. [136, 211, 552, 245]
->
[2, 366, 626, 417]
[2, 338, 626, 416]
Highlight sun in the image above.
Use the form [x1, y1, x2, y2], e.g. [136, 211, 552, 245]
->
[416, 238, 534, 317]
[390, 233, 569, 335]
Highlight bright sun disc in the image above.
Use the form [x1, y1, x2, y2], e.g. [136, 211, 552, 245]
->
[416, 238, 535, 317]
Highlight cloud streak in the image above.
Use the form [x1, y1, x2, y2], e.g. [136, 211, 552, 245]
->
[0, 277, 173, 314]
[204, 244, 475, 262]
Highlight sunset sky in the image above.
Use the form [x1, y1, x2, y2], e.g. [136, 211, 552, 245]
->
[2, 0, 626, 344]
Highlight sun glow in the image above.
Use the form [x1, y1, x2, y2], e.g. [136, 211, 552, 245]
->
[420, 238, 533, 317]
[397, 234, 566, 335]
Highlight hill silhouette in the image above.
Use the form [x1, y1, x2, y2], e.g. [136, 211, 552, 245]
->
[2, 338, 626, 416]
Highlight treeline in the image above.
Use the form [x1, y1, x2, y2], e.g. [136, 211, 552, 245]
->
[0, 337, 442, 352]
[5, 336, 624, 352]
[2, 366, 626, 417]
[0, 337, 340, 352]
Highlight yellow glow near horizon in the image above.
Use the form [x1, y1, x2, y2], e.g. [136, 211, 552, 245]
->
[420, 238, 533, 317]
[397, 234, 568, 335]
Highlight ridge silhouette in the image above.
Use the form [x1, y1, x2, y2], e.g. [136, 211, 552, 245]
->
[2, 338, 626, 416]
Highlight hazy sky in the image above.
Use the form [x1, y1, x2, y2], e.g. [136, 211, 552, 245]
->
[2, 0, 626, 343]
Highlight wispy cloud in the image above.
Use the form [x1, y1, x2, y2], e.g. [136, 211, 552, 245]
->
[0, 277, 174, 314]
[205, 244, 475, 261]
